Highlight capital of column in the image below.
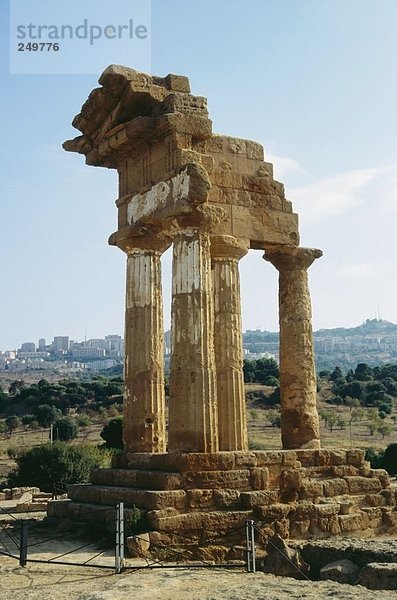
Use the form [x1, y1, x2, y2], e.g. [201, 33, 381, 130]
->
[264, 246, 322, 271]
[117, 233, 171, 256]
[211, 235, 249, 262]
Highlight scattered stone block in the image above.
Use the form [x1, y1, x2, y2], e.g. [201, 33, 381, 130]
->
[261, 534, 309, 579]
[358, 562, 397, 590]
[126, 532, 150, 557]
[320, 559, 360, 584]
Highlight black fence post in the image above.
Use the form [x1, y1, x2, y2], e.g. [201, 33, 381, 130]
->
[115, 503, 124, 574]
[19, 519, 29, 567]
[245, 519, 256, 573]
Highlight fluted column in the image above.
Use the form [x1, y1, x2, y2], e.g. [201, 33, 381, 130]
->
[168, 228, 218, 453]
[123, 239, 168, 453]
[212, 236, 248, 451]
[264, 246, 322, 450]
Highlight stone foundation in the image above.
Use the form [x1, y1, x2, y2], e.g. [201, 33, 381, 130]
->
[48, 449, 397, 556]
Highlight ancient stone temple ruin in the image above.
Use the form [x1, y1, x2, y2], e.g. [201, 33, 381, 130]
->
[49, 66, 397, 553]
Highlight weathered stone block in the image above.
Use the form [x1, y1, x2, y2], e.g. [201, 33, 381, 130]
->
[346, 449, 365, 467]
[90, 468, 115, 486]
[147, 509, 252, 532]
[234, 452, 257, 468]
[126, 532, 150, 557]
[213, 489, 241, 508]
[154, 452, 236, 473]
[186, 489, 214, 509]
[240, 490, 279, 508]
[293, 502, 318, 520]
[339, 512, 369, 532]
[358, 562, 397, 590]
[68, 484, 98, 503]
[381, 508, 397, 527]
[280, 469, 303, 492]
[320, 559, 360, 585]
[329, 450, 348, 466]
[329, 465, 359, 477]
[317, 503, 340, 517]
[281, 451, 298, 467]
[290, 519, 310, 537]
[371, 469, 391, 489]
[294, 450, 317, 467]
[328, 515, 342, 535]
[250, 467, 269, 490]
[125, 453, 153, 470]
[254, 451, 282, 466]
[315, 450, 331, 466]
[339, 501, 356, 515]
[344, 476, 382, 494]
[183, 469, 251, 490]
[299, 481, 324, 500]
[380, 489, 396, 505]
[365, 493, 385, 507]
[254, 503, 292, 521]
[136, 471, 183, 490]
[274, 518, 290, 538]
[323, 478, 349, 497]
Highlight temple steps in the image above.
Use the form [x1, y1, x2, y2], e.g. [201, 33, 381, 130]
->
[47, 450, 397, 544]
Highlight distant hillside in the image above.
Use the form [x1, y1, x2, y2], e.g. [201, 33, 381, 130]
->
[243, 319, 397, 371]
[315, 319, 397, 337]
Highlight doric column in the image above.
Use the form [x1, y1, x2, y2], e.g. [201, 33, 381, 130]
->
[211, 235, 248, 451]
[123, 237, 169, 453]
[168, 228, 218, 453]
[264, 246, 322, 450]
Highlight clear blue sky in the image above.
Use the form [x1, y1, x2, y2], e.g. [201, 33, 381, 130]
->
[1, 0, 397, 349]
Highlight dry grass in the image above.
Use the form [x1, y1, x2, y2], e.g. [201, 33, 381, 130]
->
[0, 382, 395, 483]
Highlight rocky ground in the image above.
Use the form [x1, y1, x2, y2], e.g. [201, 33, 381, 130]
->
[1, 558, 397, 600]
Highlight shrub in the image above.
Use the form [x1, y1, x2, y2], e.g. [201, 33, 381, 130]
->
[100, 416, 123, 450]
[7, 442, 110, 493]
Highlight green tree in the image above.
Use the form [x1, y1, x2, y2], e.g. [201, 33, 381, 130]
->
[378, 423, 392, 440]
[267, 410, 281, 428]
[382, 443, 397, 476]
[6, 415, 20, 435]
[354, 363, 373, 381]
[53, 417, 78, 441]
[100, 416, 123, 450]
[330, 366, 344, 382]
[344, 396, 360, 411]
[34, 404, 62, 428]
[8, 380, 25, 396]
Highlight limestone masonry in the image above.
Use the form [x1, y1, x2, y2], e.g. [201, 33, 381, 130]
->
[49, 66, 397, 552]
[63, 64, 321, 453]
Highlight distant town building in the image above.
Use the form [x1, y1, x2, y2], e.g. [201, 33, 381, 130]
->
[53, 336, 69, 353]
[21, 342, 36, 353]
